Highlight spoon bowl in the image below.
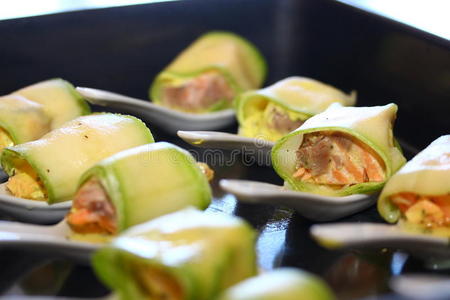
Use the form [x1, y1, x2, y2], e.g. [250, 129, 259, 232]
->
[76, 87, 236, 135]
[178, 131, 274, 166]
[220, 179, 376, 221]
[0, 183, 71, 224]
[311, 223, 450, 259]
[0, 219, 98, 261]
[390, 274, 450, 300]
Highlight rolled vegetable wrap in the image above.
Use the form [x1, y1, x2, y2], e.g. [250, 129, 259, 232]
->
[237, 77, 356, 142]
[272, 103, 406, 196]
[218, 268, 335, 300]
[150, 31, 266, 113]
[0, 95, 51, 152]
[1, 113, 154, 203]
[13, 78, 91, 129]
[378, 135, 450, 236]
[67, 142, 212, 235]
[92, 208, 257, 300]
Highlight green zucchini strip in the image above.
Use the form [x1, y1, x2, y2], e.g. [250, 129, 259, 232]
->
[378, 135, 450, 235]
[92, 208, 257, 300]
[150, 31, 267, 113]
[14, 78, 91, 129]
[0, 95, 51, 151]
[67, 142, 212, 234]
[272, 103, 406, 196]
[236, 77, 356, 142]
[218, 268, 335, 300]
[1, 113, 154, 204]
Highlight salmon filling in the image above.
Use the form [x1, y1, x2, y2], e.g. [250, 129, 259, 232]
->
[265, 104, 304, 135]
[391, 193, 450, 228]
[162, 72, 234, 112]
[67, 178, 117, 235]
[133, 264, 183, 300]
[0, 128, 14, 152]
[294, 132, 385, 186]
[6, 161, 47, 201]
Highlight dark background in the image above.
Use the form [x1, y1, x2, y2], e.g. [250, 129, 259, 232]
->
[0, 0, 449, 299]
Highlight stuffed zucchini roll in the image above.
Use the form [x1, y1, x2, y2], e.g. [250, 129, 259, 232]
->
[13, 78, 90, 128]
[378, 135, 450, 236]
[272, 103, 406, 196]
[218, 268, 335, 300]
[67, 142, 212, 235]
[1, 113, 154, 203]
[150, 31, 266, 113]
[92, 208, 257, 300]
[0, 95, 51, 152]
[237, 77, 356, 142]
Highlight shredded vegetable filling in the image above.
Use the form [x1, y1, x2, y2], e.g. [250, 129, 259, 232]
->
[391, 193, 450, 229]
[67, 178, 117, 234]
[294, 132, 385, 186]
[6, 161, 46, 201]
[162, 72, 234, 112]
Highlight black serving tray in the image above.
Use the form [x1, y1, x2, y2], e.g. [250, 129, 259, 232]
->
[0, 0, 449, 299]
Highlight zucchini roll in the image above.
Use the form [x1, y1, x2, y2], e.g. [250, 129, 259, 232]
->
[237, 77, 356, 142]
[272, 103, 406, 196]
[150, 31, 266, 113]
[218, 268, 335, 300]
[0, 95, 51, 152]
[378, 135, 450, 236]
[92, 208, 257, 300]
[67, 142, 212, 235]
[1, 113, 154, 203]
[14, 78, 90, 128]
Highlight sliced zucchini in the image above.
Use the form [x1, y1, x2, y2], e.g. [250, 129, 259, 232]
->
[1, 113, 154, 203]
[14, 78, 90, 129]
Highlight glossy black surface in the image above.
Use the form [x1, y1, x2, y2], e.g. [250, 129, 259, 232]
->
[0, 0, 449, 299]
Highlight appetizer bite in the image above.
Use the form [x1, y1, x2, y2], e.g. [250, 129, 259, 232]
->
[237, 77, 356, 142]
[0, 95, 51, 152]
[67, 142, 212, 235]
[1, 113, 154, 203]
[13, 78, 90, 129]
[272, 103, 406, 196]
[150, 31, 266, 113]
[218, 268, 335, 300]
[378, 135, 450, 236]
[93, 208, 257, 300]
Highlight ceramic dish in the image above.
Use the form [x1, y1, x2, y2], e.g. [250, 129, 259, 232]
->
[0, 183, 71, 224]
[220, 179, 376, 221]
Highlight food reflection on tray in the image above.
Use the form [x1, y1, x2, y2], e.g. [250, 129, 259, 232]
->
[0, 30, 448, 300]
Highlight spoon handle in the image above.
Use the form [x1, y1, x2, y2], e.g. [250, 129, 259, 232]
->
[76, 87, 143, 105]
[0, 220, 66, 245]
[311, 223, 450, 258]
[177, 130, 274, 151]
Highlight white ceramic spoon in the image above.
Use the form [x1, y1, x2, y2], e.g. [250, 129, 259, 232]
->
[0, 183, 71, 224]
[177, 131, 274, 166]
[310, 223, 450, 259]
[220, 179, 376, 221]
[177, 130, 274, 151]
[0, 219, 98, 261]
[390, 274, 450, 300]
[76, 87, 236, 134]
